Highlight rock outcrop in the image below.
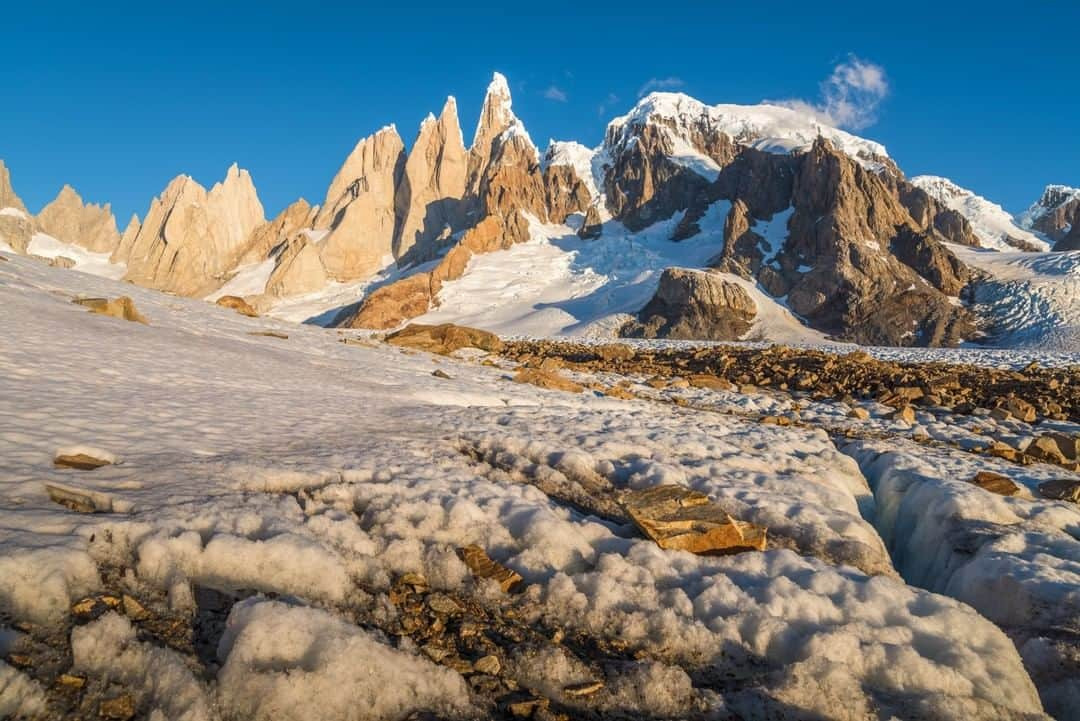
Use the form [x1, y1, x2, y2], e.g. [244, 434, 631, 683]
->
[1023, 185, 1080, 243]
[119, 164, 265, 296]
[1058, 221, 1080, 252]
[0, 160, 27, 214]
[315, 126, 405, 282]
[393, 98, 468, 264]
[620, 268, 756, 340]
[35, 185, 121, 253]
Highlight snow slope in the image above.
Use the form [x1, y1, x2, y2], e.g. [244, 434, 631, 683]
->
[952, 244, 1080, 350]
[0, 253, 1053, 719]
[417, 206, 829, 343]
[913, 176, 1052, 252]
[25, 232, 127, 280]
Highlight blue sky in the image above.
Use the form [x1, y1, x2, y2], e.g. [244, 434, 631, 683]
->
[2, 1, 1077, 221]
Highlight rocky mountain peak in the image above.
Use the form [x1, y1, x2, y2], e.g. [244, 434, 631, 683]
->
[0, 160, 27, 214]
[1019, 183, 1080, 245]
[36, 183, 121, 254]
[317, 125, 404, 229]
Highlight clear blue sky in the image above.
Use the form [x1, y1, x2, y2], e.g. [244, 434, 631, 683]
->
[2, 0, 1077, 222]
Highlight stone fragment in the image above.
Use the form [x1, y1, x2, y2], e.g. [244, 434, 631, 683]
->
[688, 374, 733, 391]
[432, 369, 451, 379]
[99, 693, 136, 720]
[509, 698, 549, 718]
[54, 450, 114, 470]
[512, 368, 584, 394]
[563, 680, 605, 697]
[72, 296, 148, 324]
[1004, 397, 1038, 423]
[58, 673, 86, 689]
[621, 485, 767, 554]
[215, 295, 259, 317]
[892, 406, 916, 424]
[459, 545, 523, 593]
[121, 594, 150, 621]
[473, 655, 501, 675]
[248, 330, 288, 339]
[1027, 436, 1068, 464]
[46, 483, 113, 513]
[426, 593, 463, 615]
[1038, 478, 1080, 503]
[968, 471, 1024, 497]
[847, 406, 870, 420]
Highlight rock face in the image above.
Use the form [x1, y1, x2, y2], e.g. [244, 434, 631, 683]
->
[621, 268, 756, 340]
[0, 160, 27, 213]
[0, 161, 32, 253]
[35, 185, 121, 253]
[1021, 184, 1080, 243]
[393, 98, 468, 264]
[1058, 221, 1080, 252]
[120, 164, 265, 296]
[315, 126, 405, 282]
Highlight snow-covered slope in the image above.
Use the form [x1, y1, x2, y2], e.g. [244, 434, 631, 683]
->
[416, 204, 828, 343]
[0, 253, 1062, 719]
[952, 244, 1080, 350]
[912, 176, 1051, 251]
[26, 232, 126, 280]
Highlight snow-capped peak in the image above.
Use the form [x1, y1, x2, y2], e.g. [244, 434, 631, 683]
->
[1017, 183, 1080, 229]
[605, 92, 890, 169]
[911, 175, 1051, 252]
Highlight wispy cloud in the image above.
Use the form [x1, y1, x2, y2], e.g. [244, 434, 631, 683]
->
[773, 55, 889, 130]
[597, 92, 619, 117]
[637, 77, 684, 98]
[543, 85, 568, 102]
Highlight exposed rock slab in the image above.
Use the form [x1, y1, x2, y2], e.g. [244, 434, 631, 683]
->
[621, 268, 755, 340]
[621, 485, 767, 555]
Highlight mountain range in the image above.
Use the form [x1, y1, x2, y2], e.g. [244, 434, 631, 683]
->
[2, 72, 1078, 348]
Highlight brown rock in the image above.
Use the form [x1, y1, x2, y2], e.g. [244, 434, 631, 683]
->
[688, 374, 733, 391]
[99, 694, 136, 720]
[459, 545, 523, 593]
[563, 680, 605, 697]
[1027, 436, 1068, 464]
[215, 295, 259, 317]
[621, 485, 767, 554]
[847, 407, 870, 420]
[968, 471, 1024, 497]
[1037, 478, 1080, 503]
[72, 296, 148, 324]
[891, 406, 916, 424]
[54, 451, 113, 470]
[512, 367, 584, 394]
[387, 323, 503, 355]
[473, 655, 502, 676]
[620, 268, 756, 341]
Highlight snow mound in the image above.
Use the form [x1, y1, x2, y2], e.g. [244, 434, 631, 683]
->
[72, 613, 214, 721]
[912, 176, 1051, 252]
[217, 599, 475, 721]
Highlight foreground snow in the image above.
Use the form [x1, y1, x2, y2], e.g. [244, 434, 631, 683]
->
[0, 253, 1068, 719]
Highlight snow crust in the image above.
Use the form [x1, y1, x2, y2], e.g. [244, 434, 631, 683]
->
[0, 254, 1059, 719]
[912, 176, 1051, 252]
[217, 600, 474, 720]
[0, 207, 29, 219]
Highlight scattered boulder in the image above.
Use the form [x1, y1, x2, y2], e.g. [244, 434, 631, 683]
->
[386, 323, 503, 355]
[688, 374, 733, 391]
[98, 693, 136, 721]
[1038, 478, 1080, 503]
[620, 268, 756, 340]
[1026, 436, 1069, 465]
[54, 446, 116, 470]
[432, 369, 451, 379]
[968, 471, 1024, 497]
[847, 407, 870, 420]
[47, 255, 77, 269]
[563, 680, 605, 698]
[621, 485, 767, 554]
[248, 330, 288, 339]
[215, 295, 259, 317]
[72, 296, 148, 324]
[891, 405, 916, 424]
[512, 367, 584, 394]
[45, 482, 120, 513]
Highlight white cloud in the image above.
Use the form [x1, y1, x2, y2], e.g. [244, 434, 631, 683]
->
[773, 55, 889, 130]
[543, 85, 568, 102]
[636, 77, 684, 98]
[597, 92, 619, 117]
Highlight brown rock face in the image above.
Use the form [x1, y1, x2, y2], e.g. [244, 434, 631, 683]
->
[1028, 186, 1080, 243]
[238, 199, 315, 267]
[72, 296, 148, 324]
[393, 98, 468, 264]
[1056, 221, 1080, 252]
[542, 163, 591, 224]
[777, 139, 973, 346]
[621, 267, 756, 340]
[119, 165, 265, 296]
[316, 127, 406, 282]
[35, 185, 121, 253]
[0, 160, 28, 213]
